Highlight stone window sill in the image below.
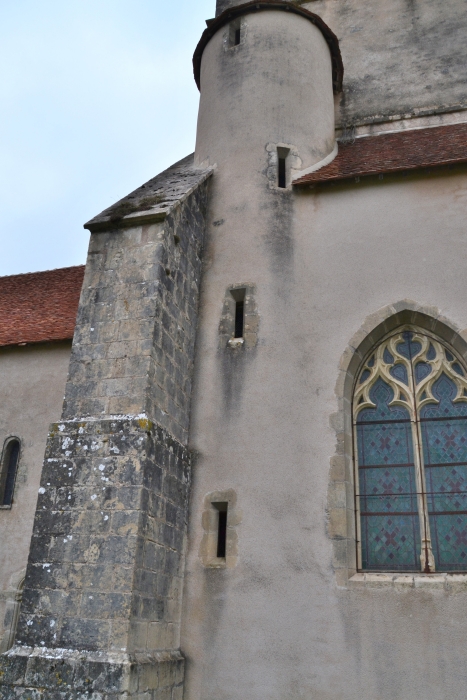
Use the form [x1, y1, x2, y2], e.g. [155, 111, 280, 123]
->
[228, 338, 244, 348]
[348, 572, 467, 590]
[0, 505, 12, 510]
[206, 557, 227, 568]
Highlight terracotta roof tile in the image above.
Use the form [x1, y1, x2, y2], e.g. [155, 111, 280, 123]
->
[293, 122, 467, 186]
[0, 266, 84, 348]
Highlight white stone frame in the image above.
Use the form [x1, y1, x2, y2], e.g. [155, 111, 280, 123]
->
[329, 300, 467, 588]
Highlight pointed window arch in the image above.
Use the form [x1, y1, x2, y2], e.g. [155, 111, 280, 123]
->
[353, 328, 467, 573]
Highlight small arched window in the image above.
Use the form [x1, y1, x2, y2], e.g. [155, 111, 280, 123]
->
[353, 329, 467, 573]
[0, 438, 20, 506]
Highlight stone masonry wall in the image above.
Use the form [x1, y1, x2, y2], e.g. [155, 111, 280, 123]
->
[63, 179, 210, 444]
[14, 419, 189, 655]
[0, 418, 188, 699]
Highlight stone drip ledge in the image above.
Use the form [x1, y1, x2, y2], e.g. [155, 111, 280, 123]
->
[348, 572, 467, 591]
[0, 645, 184, 698]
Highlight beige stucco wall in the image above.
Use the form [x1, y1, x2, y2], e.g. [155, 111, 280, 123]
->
[181, 166, 467, 699]
[0, 342, 71, 649]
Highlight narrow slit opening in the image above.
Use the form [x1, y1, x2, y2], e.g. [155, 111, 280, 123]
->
[229, 19, 242, 47]
[235, 300, 244, 338]
[214, 502, 228, 558]
[230, 288, 246, 339]
[277, 147, 290, 189]
[278, 157, 286, 188]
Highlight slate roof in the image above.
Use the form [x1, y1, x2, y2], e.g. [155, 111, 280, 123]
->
[0, 266, 84, 348]
[85, 154, 213, 232]
[293, 122, 467, 186]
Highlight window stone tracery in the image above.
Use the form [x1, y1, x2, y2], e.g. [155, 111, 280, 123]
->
[353, 327, 467, 573]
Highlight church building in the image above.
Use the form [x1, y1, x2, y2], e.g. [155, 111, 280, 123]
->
[2, 0, 467, 697]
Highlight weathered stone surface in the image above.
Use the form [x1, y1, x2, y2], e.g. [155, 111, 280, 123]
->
[0, 418, 190, 698]
[303, 0, 467, 127]
[84, 155, 212, 232]
[0, 647, 184, 699]
[63, 175, 211, 445]
[13, 419, 190, 651]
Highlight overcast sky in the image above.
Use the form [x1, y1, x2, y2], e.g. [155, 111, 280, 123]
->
[0, 0, 214, 276]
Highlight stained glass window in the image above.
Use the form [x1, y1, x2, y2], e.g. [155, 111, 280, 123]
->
[354, 329, 467, 572]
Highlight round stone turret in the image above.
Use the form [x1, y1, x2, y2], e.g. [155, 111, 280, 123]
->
[194, 1, 342, 184]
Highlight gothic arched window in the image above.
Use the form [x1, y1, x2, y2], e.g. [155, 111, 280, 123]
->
[354, 329, 467, 573]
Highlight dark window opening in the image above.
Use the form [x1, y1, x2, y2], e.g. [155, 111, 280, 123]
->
[214, 502, 228, 558]
[277, 147, 290, 189]
[1, 439, 20, 506]
[229, 20, 242, 47]
[235, 300, 244, 338]
[278, 156, 286, 188]
[230, 288, 246, 339]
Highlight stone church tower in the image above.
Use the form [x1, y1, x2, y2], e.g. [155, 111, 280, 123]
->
[2, 0, 467, 698]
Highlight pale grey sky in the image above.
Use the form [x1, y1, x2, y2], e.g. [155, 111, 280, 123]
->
[0, 0, 214, 276]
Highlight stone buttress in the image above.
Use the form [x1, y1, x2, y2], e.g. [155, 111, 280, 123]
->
[0, 156, 213, 699]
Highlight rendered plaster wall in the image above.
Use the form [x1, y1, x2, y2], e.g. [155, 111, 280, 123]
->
[301, 0, 467, 127]
[0, 342, 71, 650]
[182, 165, 467, 699]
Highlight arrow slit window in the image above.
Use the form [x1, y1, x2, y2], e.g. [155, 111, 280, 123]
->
[354, 329, 467, 572]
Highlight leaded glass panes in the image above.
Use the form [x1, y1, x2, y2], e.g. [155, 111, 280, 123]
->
[354, 329, 467, 572]
[357, 379, 420, 571]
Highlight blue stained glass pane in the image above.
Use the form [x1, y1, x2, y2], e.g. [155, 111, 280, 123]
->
[415, 362, 432, 383]
[426, 511, 467, 571]
[390, 363, 408, 385]
[358, 378, 410, 423]
[360, 513, 421, 572]
[446, 350, 454, 362]
[357, 377, 420, 571]
[359, 468, 417, 513]
[357, 422, 413, 467]
[452, 362, 464, 377]
[421, 375, 467, 420]
[360, 369, 371, 384]
[427, 343, 436, 361]
[383, 348, 394, 364]
[421, 374, 467, 571]
[396, 331, 421, 360]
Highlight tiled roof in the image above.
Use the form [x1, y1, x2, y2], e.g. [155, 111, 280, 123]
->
[0, 266, 84, 348]
[293, 122, 467, 186]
